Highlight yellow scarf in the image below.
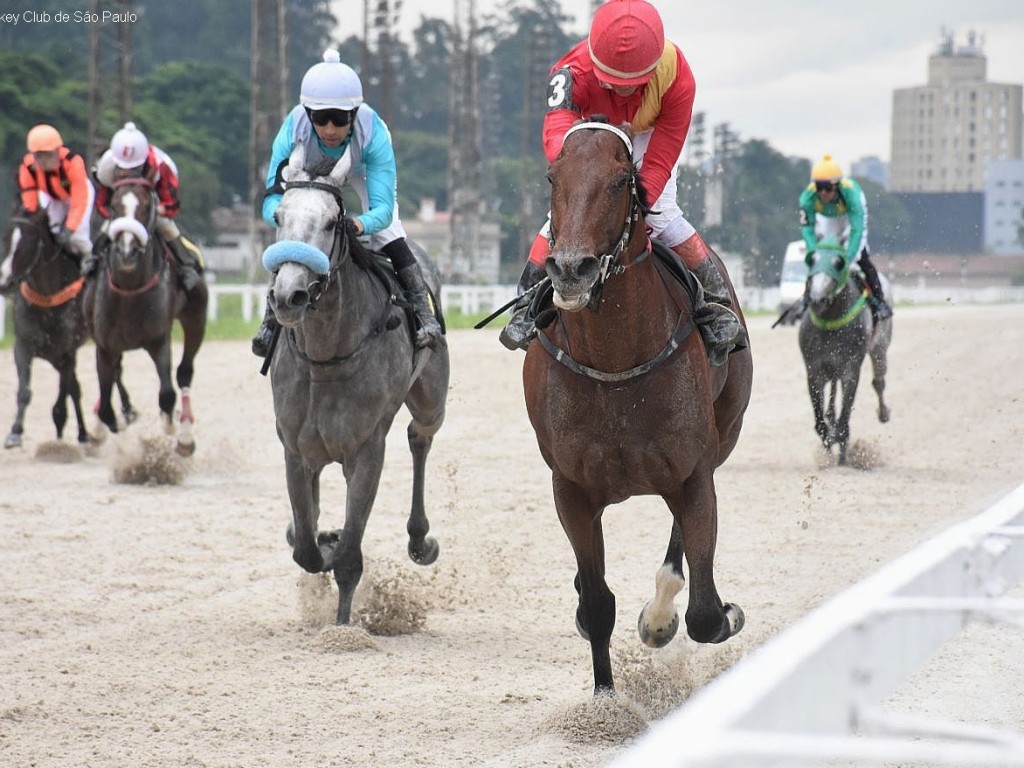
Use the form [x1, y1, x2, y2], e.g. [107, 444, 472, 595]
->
[633, 43, 678, 133]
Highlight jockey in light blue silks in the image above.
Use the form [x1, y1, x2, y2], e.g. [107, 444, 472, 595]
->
[252, 49, 443, 356]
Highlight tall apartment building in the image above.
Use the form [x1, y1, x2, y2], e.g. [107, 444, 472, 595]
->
[890, 30, 1022, 193]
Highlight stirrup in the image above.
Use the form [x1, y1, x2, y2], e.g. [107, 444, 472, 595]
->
[498, 307, 536, 351]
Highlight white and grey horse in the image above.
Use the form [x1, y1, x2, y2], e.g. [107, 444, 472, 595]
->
[798, 237, 892, 465]
[264, 145, 449, 624]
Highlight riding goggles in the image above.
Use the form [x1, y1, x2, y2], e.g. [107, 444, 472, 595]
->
[815, 180, 838, 192]
[307, 107, 357, 127]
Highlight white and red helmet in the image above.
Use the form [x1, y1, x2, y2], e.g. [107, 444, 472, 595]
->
[110, 121, 150, 169]
[588, 0, 665, 86]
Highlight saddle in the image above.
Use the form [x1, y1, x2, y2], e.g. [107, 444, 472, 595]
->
[360, 248, 446, 338]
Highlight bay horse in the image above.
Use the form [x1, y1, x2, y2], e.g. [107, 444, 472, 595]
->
[522, 121, 753, 694]
[1, 207, 92, 448]
[264, 145, 449, 624]
[82, 174, 208, 456]
[798, 237, 892, 465]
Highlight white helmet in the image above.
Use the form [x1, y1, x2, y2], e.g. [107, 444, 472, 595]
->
[110, 121, 149, 169]
[300, 49, 363, 111]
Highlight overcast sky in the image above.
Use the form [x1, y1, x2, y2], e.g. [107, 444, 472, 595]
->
[330, 0, 1024, 171]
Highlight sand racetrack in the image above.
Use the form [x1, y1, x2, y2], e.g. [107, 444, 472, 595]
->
[1, 303, 1023, 767]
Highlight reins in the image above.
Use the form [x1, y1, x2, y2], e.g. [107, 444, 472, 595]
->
[6, 214, 84, 307]
[538, 122, 695, 382]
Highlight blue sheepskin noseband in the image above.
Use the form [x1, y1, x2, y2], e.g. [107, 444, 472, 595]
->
[262, 240, 330, 275]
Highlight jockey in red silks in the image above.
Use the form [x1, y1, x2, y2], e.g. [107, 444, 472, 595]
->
[500, 0, 746, 366]
[87, 121, 203, 293]
[17, 124, 95, 261]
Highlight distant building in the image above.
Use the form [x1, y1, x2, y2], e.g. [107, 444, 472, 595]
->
[890, 29, 1023, 194]
[850, 156, 889, 189]
[402, 199, 502, 284]
[985, 159, 1024, 254]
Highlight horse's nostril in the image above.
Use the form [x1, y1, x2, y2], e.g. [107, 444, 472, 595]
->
[577, 257, 600, 279]
[289, 291, 310, 308]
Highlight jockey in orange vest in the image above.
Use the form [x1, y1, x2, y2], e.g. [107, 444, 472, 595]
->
[87, 121, 202, 292]
[16, 124, 95, 261]
[499, 0, 746, 365]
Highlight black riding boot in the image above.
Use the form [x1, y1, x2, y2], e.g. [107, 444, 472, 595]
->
[167, 236, 202, 292]
[499, 261, 547, 351]
[858, 252, 892, 321]
[689, 258, 748, 367]
[251, 299, 279, 358]
[396, 264, 444, 349]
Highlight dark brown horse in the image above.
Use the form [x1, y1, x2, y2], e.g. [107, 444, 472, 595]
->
[522, 121, 753, 694]
[82, 175, 207, 456]
[1, 207, 92, 448]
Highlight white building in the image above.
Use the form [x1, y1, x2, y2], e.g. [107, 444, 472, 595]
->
[890, 30, 1023, 193]
[985, 159, 1024, 254]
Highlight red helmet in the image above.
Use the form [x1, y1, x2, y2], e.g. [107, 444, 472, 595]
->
[588, 0, 665, 86]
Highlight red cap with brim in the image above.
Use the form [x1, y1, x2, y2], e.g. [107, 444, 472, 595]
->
[588, 0, 665, 86]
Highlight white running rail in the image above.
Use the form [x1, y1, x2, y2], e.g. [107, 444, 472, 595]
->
[609, 481, 1024, 767]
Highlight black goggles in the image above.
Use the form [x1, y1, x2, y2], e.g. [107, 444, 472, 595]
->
[307, 107, 356, 127]
[815, 180, 838, 192]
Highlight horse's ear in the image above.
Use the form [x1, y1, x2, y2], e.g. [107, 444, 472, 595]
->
[285, 144, 306, 180]
[328, 148, 352, 187]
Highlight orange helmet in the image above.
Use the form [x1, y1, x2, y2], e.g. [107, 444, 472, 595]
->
[588, 0, 665, 86]
[27, 124, 63, 153]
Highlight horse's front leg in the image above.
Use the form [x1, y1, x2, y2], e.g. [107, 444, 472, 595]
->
[638, 522, 684, 649]
[836, 369, 862, 466]
[92, 346, 122, 440]
[4, 341, 32, 449]
[144, 338, 177, 433]
[806, 374, 830, 450]
[553, 472, 615, 694]
[284, 449, 330, 574]
[56, 356, 88, 444]
[668, 469, 744, 645]
[333, 433, 389, 624]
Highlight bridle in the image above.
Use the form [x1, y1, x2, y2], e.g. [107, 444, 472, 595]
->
[278, 178, 350, 308]
[105, 176, 165, 296]
[272, 176, 398, 370]
[537, 122, 700, 383]
[549, 121, 648, 289]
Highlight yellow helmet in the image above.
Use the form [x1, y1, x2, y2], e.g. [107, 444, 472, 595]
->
[811, 154, 842, 183]
[27, 124, 63, 153]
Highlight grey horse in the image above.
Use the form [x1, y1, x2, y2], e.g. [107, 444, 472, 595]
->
[798, 238, 892, 465]
[265, 145, 449, 624]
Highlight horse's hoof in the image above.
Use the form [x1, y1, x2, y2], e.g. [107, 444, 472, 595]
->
[123, 408, 138, 426]
[724, 603, 745, 638]
[637, 602, 679, 649]
[285, 522, 295, 547]
[4, 433, 22, 449]
[408, 536, 439, 566]
[879, 406, 890, 423]
[175, 440, 196, 457]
